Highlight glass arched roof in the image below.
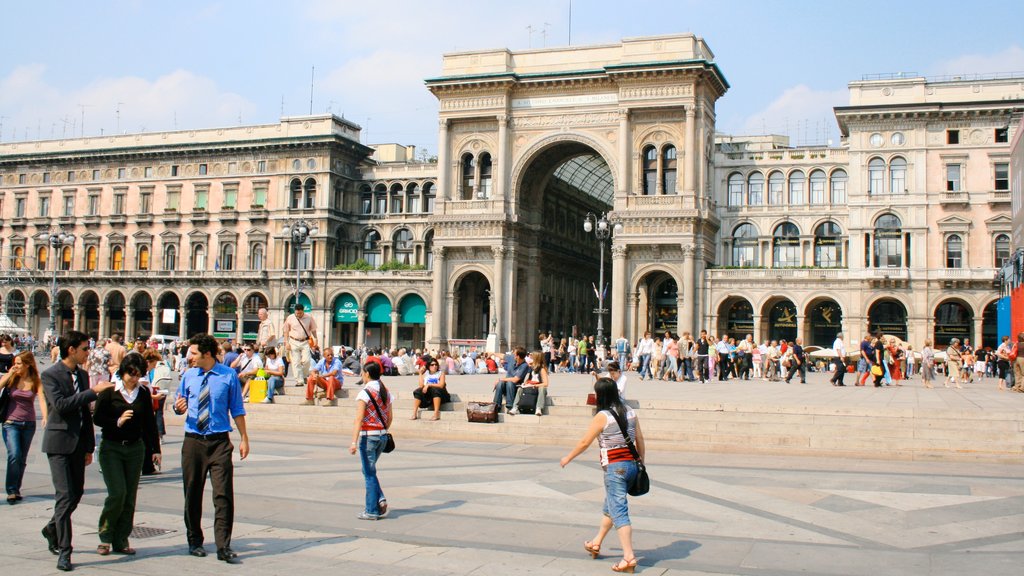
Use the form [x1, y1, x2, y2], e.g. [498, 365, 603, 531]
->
[551, 153, 614, 205]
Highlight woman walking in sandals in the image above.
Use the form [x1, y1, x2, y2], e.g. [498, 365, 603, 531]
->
[560, 377, 645, 573]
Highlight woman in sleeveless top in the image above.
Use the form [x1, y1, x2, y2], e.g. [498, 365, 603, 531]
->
[2, 351, 47, 503]
[349, 361, 393, 520]
[560, 377, 645, 573]
[510, 351, 549, 416]
[411, 359, 449, 420]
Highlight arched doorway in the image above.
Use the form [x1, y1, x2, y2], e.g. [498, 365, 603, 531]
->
[365, 293, 393, 349]
[30, 291, 50, 337]
[981, 300, 999, 349]
[332, 293, 359, 347]
[241, 293, 268, 342]
[934, 300, 973, 347]
[398, 293, 427, 350]
[4, 289, 26, 327]
[514, 140, 614, 345]
[806, 299, 843, 348]
[765, 298, 798, 343]
[454, 271, 490, 340]
[130, 292, 153, 340]
[156, 293, 181, 337]
[56, 290, 75, 336]
[642, 273, 678, 336]
[718, 298, 754, 340]
[105, 291, 127, 338]
[868, 299, 908, 341]
[184, 293, 209, 337]
[212, 293, 239, 341]
[79, 291, 100, 339]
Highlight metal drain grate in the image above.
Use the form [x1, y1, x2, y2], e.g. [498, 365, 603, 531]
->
[130, 526, 176, 539]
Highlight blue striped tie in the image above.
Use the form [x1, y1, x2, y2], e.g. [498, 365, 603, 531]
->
[196, 372, 211, 434]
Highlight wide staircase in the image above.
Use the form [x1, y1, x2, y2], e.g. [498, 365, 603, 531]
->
[165, 385, 1024, 464]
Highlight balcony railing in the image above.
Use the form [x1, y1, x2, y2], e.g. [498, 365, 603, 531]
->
[939, 191, 969, 204]
[988, 190, 1011, 205]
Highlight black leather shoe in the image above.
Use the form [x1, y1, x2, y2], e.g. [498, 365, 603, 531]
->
[56, 553, 73, 571]
[217, 547, 240, 564]
[188, 545, 208, 557]
[42, 526, 59, 555]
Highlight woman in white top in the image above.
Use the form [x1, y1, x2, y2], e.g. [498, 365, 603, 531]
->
[510, 351, 549, 416]
[411, 359, 449, 420]
[561, 377, 645, 573]
[349, 361, 393, 520]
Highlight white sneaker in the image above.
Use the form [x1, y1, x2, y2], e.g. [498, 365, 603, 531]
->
[508, 407, 518, 415]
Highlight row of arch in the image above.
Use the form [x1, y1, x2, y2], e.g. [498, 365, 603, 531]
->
[8, 239, 267, 273]
[730, 221, 844, 268]
[727, 168, 848, 207]
[359, 180, 437, 214]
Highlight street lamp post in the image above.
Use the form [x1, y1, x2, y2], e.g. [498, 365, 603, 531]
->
[583, 212, 622, 350]
[281, 219, 318, 310]
[48, 227, 76, 339]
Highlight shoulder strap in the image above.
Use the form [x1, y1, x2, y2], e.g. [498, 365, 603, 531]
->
[366, 387, 390, 431]
[296, 316, 311, 339]
[608, 408, 641, 463]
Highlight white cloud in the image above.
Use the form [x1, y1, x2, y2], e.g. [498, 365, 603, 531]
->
[0, 65, 257, 141]
[930, 45, 1024, 76]
[729, 85, 847, 146]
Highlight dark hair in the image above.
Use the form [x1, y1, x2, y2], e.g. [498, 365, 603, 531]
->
[58, 330, 90, 359]
[514, 346, 527, 360]
[189, 333, 220, 358]
[116, 353, 149, 379]
[594, 377, 626, 416]
[363, 360, 388, 404]
[294, 303, 305, 311]
[141, 349, 162, 364]
[607, 361, 621, 372]
[265, 346, 277, 356]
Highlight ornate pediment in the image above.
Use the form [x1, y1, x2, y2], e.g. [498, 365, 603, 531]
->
[936, 215, 972, 232]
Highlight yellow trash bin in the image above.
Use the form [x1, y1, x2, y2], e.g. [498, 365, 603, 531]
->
[248, 376, 268, 403]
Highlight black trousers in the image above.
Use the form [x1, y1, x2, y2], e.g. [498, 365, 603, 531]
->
[786, 362, 806, 383]
[831, 358, 847, 385]
[46, 445, 88, 554]
[718, 353, 730, 380]
[181, 434, 234, 550]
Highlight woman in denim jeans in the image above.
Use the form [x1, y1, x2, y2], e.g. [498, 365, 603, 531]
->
[2, 351, 47, 504]
[349, 361, 392, 520]
[561, 377, 645, 573]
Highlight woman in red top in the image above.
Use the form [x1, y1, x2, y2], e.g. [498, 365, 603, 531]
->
[349, 361, 393, 520]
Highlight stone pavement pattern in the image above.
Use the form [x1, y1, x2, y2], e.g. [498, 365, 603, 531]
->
[3, 426, 1023, 575]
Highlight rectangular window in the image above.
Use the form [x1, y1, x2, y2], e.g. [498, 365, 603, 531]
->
[92, 169, 100, 180]
[166, 188, 180, 211]
[39, 196, 50, 217]
[946, 164, 961, 191]
[305, 189, 315, 209]
[995, 127, 1009, 143]
[361, 196, 372, 214]
[375, 195, 387, 214]
[113, 192, 125, 215]
[947, 129, 959, 144]
[994, 163, 1009, 190]
[63, 195, 75, 216]
[140, 191, 152, 213]
[223, 185, 238, 209]
[171, 165, 179, 177]
[195, 188, 208, 209]
[256, 160, 266, 173]
[425, 194, 435, 214]
[144, 166, 153, 178]
[768, 179, 783, 205]
[809, 179, 825, 204]
[118, 167, 126, 179]
[198, 164, 208, 175]
[42, 172, 51, 184]
[18, 174, 26, 184]
[88, 194, 99, 215]
[391, 195, 403, 213]
[227, 162, 237, 173]
[66, 171, 75, 182]
[728, 179, 743, 206]
[253, 184, 267, 207]
[15, 197, 25, 218]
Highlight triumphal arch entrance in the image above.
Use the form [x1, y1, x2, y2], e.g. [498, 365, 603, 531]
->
[425, 34, 728, 349]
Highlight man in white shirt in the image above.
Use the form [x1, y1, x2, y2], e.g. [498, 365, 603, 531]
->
[715, 335, 731, 381]
[830, 333, 846, 386]
[635, 332, 654, 380]
[231, 344, 264, 398]
[262, 347, 286, 403]
[256, 308, 276, 353]
[281, 304, 317, 387]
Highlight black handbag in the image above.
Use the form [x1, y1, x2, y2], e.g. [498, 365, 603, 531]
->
[608, 408, 650, 496]
[0, 385, 10, 421]
[367, 389, 395, 453]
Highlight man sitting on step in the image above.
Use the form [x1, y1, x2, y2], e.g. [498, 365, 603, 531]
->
[305, 347, 343, 404]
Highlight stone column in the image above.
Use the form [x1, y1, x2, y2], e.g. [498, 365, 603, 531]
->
[356, 311, 366, 349]
[235, 308, 244, 343]
[437, 119, 450, 200]
[681, 244, 696, 336]
[428, 246, 446, 346]
[152, 305, 160, 338]
[683, 106, 697, 195]
[74, 305, 83, 332]
[655, 149, 664, 195]
[496, 114, 508, 200]
[610, 244, 628, 344]
[618, 109, 630, 196]
[752, 314, 761, 344]
[98, 305, 107, 339]
[447, 292, 459, 343]
[390, 311, 399, 351]
[207, 305, 215, 335]
[178, 305, 186, 339]
[629, 292, 641, 343]
[492, 245, 506, 346]
[972, 317, 984, 347]
[796, 315, 805, 344]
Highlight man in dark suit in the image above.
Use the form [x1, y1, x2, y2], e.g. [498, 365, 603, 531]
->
[41, 330, 114, 571]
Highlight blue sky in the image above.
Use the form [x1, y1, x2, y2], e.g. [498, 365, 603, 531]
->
[2, 0, 1022, 154]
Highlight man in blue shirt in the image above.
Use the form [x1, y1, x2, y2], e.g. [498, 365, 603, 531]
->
[493, 347, 528, 414]
[304, 346, 343, 403]
[173, 333, 249, 564]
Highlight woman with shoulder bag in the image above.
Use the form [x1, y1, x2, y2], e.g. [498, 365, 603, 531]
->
[561, 377, 646, 573]
[349, 361, 393, 520]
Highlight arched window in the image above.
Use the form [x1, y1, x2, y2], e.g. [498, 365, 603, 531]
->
[423, 182, 436, 213]
[86, 246, 97, 271]
[890, 157, 907, 194]
[390, 183, 403, 213]
[727, 173, 744, 206]
[945, 235, 963, 268]
[289, 179, 302, 209]
[731, 223, 759, 267]
[424, 229, 435, 270]
[814, 222, 843, 268]
[768, 171, 784, 204]
[12, 246, 24, 270]
[137, 246, 150, 271]
[873, 214, 902, 267]
[374, 183, 387, 214]
[830, 169, 848, 204]
[995, 234, 1011, 267]
[292, 159, 301, 171]
[461, 153, 475, 200]
[360, 184, 372, 215]
[303, 178, 316, 209]
[61, 246, 73, 271]
[362, 230, 381, 268]
[192, 245, 205, 270]
[773, 222, 801, 268]
[868, 157, 885, 195]
[747, 172, 764, 205]
[393, 229, 413, 264]
[788, 171, 805, 205]
[662, 145, 677, 195]
[250, 243, 264, 270]
[163, 245, 176, 271]
[407, 182, 420, 213]
[809, 170, 826, 204]
[479, 153, 493, 198]
[642, 146, 657, 195]
[111, 246, 123, 271]
[37, 246, 48, 270]
[220, 243, 235, 271]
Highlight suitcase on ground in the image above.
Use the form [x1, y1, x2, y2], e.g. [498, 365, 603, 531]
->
[467, 402, 498, 423]
[517, 386, 540, 413]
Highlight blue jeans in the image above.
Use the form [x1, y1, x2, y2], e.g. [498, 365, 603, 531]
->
[266, 376, 285, 400]
[493, 381, 518, 410]
[359, 434, 387, 516]
[3, 420, 36, 496]
[617, 353, 628, 368]
[639, 354, 651, 379]
[602, 460, 638, 529]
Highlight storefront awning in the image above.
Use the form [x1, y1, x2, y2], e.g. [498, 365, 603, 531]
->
[334, 293, 358, 323]
[399, 294, 426, 324]
[285, 293, 313, 313]
[366, 294, 392, 324]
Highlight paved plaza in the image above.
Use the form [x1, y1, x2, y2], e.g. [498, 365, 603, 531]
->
[3, 406, 1023, 576]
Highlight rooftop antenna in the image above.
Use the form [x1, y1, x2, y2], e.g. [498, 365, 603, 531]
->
[173, 111, 177, 129]
[116, 102, 124, 133]
[77, 103, 93, 137]
[0, 116, 6, 142]
[541, 22, 551, 47]
[280, 95, 285, 117]
[59, 115, 72, 138]
[309, 65, 315, 115]
[527, 24, 535, 48]
[568, 0, 572, 45]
